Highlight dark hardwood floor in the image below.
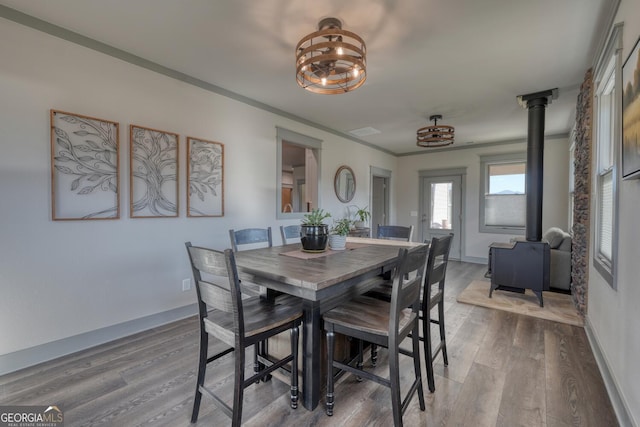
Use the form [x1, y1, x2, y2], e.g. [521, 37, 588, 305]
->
[0, 261, 617, 426]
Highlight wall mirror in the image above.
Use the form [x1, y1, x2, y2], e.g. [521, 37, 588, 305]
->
[334, 166, 356, 203]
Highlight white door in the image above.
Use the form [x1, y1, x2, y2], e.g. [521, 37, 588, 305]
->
[421, 175, 462, 260]
[371, 175, 388, 233]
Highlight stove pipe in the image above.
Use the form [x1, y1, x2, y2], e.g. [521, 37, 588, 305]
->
[517, 88, 558, 242]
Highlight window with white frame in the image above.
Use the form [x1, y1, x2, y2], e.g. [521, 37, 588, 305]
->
[593, 23, 622, 287]
[479, 153, 526, 233]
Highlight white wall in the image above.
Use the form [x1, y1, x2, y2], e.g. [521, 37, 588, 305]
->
[396, 137, 570, 260]
[587, 0, 640, 424]
[0, 19, 396, 359]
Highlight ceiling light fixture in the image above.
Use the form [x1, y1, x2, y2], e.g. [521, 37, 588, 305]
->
[295, 17, 366, 94]
[416, 114, 455, 147]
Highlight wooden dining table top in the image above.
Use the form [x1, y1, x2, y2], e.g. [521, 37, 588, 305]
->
[234, 237, 422, 298]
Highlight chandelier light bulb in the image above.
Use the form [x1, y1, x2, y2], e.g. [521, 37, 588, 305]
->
[321, 77, 327, 86]
[337, 46, 344, 55]
[352, 67, 359, 78]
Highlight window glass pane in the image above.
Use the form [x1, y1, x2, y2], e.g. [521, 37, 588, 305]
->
[599, 171, 613, 261]
[488, 163, 525, 195]
[430, 182, 452, 229]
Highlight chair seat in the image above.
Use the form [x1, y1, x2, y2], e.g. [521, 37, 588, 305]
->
[322, 295, 416, 338]
[204, 297, 302, 347]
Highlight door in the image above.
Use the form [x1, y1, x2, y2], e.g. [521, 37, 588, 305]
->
[371, 175, 388, 234]
[421, 175, 462, 260]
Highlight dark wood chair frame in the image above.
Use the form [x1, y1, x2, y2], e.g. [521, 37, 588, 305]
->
[323, 245, 428, 426]
[419, 233, 454, 392]
[368, 233, 454, 392]
[186, 242, 302, 427]
[228, 227, 273, 252]
[280, 224, 301, 245]
[376, 224, 414, 242]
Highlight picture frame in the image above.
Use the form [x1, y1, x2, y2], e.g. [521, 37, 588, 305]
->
[622, 35, 640, 180]
[50, 110, 120, 220]
[130, 125, 179, 218]
[187, 137, 224, 217]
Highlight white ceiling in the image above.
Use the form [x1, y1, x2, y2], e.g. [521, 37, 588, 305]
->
[0, 0, 613, 154]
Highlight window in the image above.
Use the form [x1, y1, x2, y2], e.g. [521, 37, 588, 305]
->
[592, 23, 622, 287]
[479, 153, 526, 233]
[276, 127, 322, 220]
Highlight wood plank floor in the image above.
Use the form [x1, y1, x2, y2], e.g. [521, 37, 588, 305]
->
[0, 262, 617, 426]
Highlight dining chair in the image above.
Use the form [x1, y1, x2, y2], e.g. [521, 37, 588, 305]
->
[323, 245, 427, 426]
[228, 227, 273, 252]
[185, 242, 303, 427]
[367, 233, 454, 392]
[376, 224, 414, 242]
[280, 224, 301, 245]
[419, 233, 453, 392]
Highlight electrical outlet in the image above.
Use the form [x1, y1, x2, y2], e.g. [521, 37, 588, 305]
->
[182, 278, 191, 291]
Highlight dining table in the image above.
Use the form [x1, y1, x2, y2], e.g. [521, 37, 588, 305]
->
[233, 236, 422, 410]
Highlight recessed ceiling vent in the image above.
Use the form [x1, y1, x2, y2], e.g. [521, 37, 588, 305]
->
[349, 127, 381, 137]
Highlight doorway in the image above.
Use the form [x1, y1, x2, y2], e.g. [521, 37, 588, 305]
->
[419, 169, 465, 260]
[370, 167, 391, 237]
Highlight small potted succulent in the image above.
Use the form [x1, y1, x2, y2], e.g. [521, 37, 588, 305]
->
[353, 206, 371, 229]
[329, 218, 352, 250]
[300, 208, 331, 252]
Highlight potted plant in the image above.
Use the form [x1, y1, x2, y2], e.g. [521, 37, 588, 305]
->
[329, 218, 352, 250]
[300, 208, 331, 252]
[352, 206, 371, 229]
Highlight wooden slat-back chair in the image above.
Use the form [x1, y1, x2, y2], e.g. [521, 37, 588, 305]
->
[421, 233, 453, 392]
[280, 224, 301, 245]
[376, 225, 414, 242]
[186, 242, 302, 427]
[228, 227, 273, 252]
[322, 245, 428, 427]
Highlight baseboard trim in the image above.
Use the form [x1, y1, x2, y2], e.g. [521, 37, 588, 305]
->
[461, 255, 487, 265]
[0, 304, 198, 376]
[584, 316, 636, 427]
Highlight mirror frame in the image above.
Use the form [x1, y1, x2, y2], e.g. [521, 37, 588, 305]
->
[334, 165, 356, 203]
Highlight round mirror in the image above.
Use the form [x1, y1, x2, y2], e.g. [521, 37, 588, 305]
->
[334, 166, 356, 203]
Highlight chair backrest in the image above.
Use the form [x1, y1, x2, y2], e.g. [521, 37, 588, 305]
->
[424, 233, 454, 296]
[388, 245, 429, 338]
[280, 225, 301, 245]
[229, 227, 273, 252]
[377, 225, 414, 242]
[185, 242, 244, 346]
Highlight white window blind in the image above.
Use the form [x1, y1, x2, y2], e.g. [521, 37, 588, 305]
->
[599, 171, 613, 261]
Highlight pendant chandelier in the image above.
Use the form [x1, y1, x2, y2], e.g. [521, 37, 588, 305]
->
[416, 115, 455, 147]
[295, 17, 366, 94]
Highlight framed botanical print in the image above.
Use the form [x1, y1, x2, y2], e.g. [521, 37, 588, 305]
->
[130, 125, 179, 217]
[187, 137, 224, 217]
[50, 110, 120, 220]
[622, 36, 640, 180]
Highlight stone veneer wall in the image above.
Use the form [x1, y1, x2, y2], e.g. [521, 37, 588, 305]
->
[571, 68, 593, 317]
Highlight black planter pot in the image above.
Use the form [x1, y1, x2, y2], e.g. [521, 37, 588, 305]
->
[300, 224, 329, 252]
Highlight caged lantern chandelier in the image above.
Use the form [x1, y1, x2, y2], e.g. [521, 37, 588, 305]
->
[295, 17, 366, 94]
[416, 114, 455, 147]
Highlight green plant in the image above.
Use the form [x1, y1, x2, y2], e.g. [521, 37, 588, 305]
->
[353, 206, 371, 223]
[331, 218, 352, 236]
[301, 208, 331, 226]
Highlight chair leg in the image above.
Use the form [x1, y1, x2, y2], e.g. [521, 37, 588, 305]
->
[438, 300, 448, 366]
[356, 339, 364, 382]
[290, 325, 299, 409]
[388, 340, 403, 427]
[326, 329, 335, 416]
[371, 344, 378, 367]
[411, 321, 426, 410]
[423, 309, 436, 393]
[231, 347, 245, 427]
[191, 331, 208, 423]
[253, 342, 261, 384]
